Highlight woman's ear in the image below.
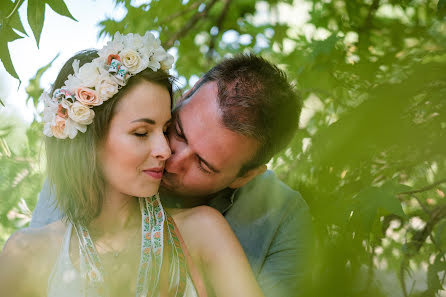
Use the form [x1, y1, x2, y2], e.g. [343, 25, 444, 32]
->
[228, 165, 267, 189]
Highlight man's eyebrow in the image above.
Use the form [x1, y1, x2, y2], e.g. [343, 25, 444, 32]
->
[131, 118, 156, 124]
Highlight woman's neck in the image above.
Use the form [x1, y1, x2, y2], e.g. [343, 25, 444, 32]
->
[89, 187, 141, 235]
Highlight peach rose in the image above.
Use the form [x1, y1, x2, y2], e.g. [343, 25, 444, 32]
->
[75, 87, 102, 107]
[51, 116, 68, 139]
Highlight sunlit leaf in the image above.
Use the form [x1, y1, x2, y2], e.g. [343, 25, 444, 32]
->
[350, 183, 407, 235]
[26, 53, 59, 108]
[27, 0, 46, 47]
[45, 0, 77, 22]
[0, 24, 23, 79]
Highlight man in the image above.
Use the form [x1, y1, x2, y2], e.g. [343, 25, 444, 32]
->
[31, 54, 312, 297]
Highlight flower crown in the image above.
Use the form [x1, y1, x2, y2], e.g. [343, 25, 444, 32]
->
[41, 32, 174, 139]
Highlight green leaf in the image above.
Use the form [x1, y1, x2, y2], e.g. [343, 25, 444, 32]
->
[45, 0, 77, 22]
[0, 24, 23, 79]
[9, 8, 28, 36]
[428, 255, 446, 293]
[0, 98, 4, 107]
[26, 53, 59, 107]
[27, 0, 46, 47]
[350, 183, 407, 235]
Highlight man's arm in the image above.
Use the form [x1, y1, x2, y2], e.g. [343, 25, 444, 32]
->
[29, 179, 62, 228]
[257, 199, 313, 297]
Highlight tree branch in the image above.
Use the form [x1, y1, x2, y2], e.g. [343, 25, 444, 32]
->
[207, 0, 232, 59]
[409, 203, 446, 253]
[399, 178, 446, 195]
[158, 0, 204, 25]
[162, 0, 219, 49]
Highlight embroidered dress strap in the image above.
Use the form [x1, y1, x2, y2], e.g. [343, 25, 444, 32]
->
[72, 195, 198, 297]
[168, 216, 208, 297]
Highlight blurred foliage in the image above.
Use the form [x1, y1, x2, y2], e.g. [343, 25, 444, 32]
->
[0, 56, 55, 247]
[98, 0, 446, 296]
[1, 0, 446, 296]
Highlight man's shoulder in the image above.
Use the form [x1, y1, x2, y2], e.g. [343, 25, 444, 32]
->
[235, 170, 308, 211]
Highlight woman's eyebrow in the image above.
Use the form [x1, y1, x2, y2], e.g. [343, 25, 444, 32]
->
[131, 118, 156, 124]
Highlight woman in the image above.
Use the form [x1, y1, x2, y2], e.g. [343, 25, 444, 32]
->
[0, 32, 264, 297]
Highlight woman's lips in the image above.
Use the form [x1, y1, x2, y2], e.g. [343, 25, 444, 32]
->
[143, 168, 163, 179]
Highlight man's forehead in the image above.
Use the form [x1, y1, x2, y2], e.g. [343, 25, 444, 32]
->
[175, 97, 258, 172]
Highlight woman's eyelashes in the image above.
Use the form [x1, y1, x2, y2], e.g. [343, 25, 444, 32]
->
[134, 132, 148, 137]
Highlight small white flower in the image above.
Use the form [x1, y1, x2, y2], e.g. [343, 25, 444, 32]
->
[124, 32, 144, 50]
[64, 74, 83, 93]
[41, 92, 58, 123]
[160, 53, 174, 70]
[67, 118, 87, 139]
[98, 34, 125, 61]
[72, 59, 80, 75]
[68, 101, 95, 125]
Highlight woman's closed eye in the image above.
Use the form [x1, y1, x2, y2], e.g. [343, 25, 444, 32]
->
[133, 128, 149, 137]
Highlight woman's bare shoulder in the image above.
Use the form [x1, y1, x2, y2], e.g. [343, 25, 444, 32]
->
[171, 206, 237, 253]
[1, 220, 66, 260]
[0, 221, 66, 296]
[171, 206, 227, 231]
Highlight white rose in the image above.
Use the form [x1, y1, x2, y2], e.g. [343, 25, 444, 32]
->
[68, 101, 95, 125]
[77, 62, 101, 87]
[120, 49, 144, 73]
[95, 75, 120, 101]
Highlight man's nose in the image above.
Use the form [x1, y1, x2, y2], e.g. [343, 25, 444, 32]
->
[165, 142, 192, 174]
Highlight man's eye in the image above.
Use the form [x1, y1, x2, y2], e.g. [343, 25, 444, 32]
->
[197, 160, 212, 175]
[175, 126, 184, 139]
[134, 132, 148, 137]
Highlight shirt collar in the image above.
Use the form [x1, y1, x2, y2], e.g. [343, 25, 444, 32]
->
[159, 187, 238, 214]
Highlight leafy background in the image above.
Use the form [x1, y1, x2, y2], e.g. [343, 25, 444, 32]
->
[1, 0, 446, 296]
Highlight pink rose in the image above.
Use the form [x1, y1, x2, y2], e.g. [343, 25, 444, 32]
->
[75, 87, 102, 106]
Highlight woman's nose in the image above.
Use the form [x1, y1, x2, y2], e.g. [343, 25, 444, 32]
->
[153, 132, 171, 161]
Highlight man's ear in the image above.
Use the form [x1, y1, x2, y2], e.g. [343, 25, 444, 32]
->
[228, 165, 267, 189]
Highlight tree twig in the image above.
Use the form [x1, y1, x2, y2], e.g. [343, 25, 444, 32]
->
[399, 178, 446, 195]
[5, 0, 24, 20]
[162, 0, 219, 49]
[411, 194, 431, 215]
